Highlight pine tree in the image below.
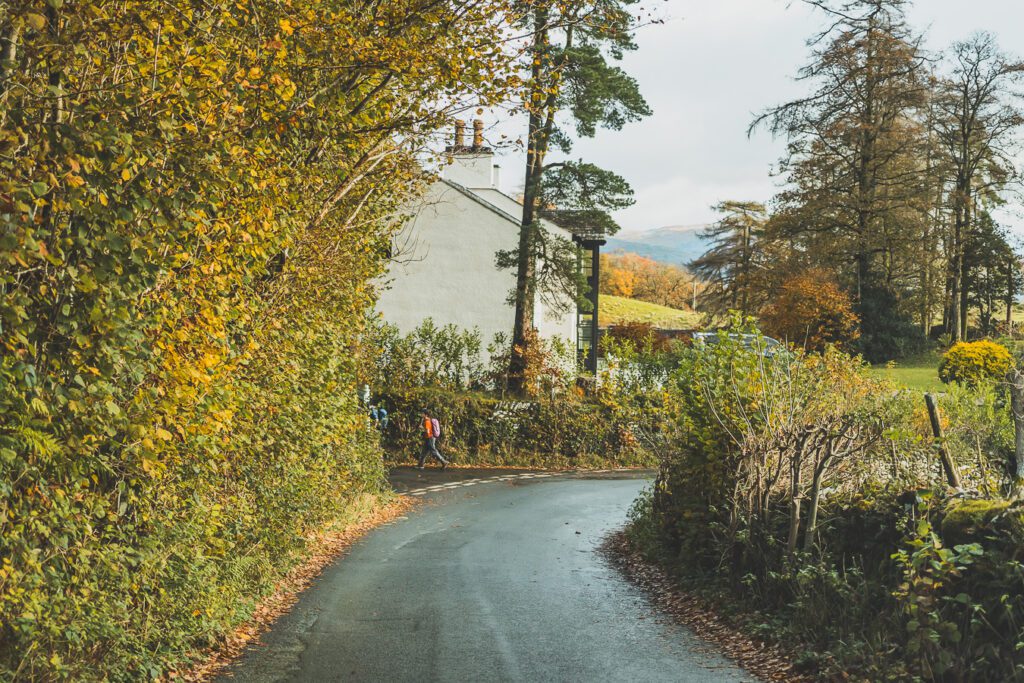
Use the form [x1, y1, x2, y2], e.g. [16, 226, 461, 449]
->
[504, 0, 652, 393]
[689, 201, 769, 317]
[751, 0, 930, 349]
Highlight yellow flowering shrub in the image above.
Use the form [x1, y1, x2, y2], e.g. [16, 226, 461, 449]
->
[939, 340, 1014, 386]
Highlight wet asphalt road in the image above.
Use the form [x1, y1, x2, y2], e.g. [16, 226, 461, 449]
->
[219, 468, 755, 683]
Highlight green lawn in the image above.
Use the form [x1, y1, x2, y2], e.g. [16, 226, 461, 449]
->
[868, 352, 945, 392]
[599, 294, 702, 329]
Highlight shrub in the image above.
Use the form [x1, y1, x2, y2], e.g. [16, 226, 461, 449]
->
[633, 318, 1024, 679]
[938, 340, 1014, 386]
[604, 322, 671, 353]
[760, 269, 860, 352]
[365, 319, 487, 391]
[366, 319, 580, 399]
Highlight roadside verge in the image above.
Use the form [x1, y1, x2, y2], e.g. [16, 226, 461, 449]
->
[174, 494, 416, 681]
[601, 531, 805, 683]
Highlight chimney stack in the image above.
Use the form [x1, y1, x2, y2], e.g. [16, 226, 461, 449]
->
[472, 119, 484, 149]
[442, 118, 494, 187]
[454, 120, 466, 149]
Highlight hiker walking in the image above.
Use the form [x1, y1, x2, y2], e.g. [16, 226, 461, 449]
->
[417, 409, 448, 470]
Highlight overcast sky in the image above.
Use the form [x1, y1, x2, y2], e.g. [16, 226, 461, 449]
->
[486, 0, 1024, 236]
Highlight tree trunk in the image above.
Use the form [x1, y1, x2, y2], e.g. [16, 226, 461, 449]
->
[921, 219, 932, 335]
[507, 8, 548, 394]
[786, 435, 806, 555]
[1007, 256, 1015, 332]
[803, 458, 829, 552]
[950, 207, 964, 342]
[508, 9, 576, 394]
[0, 23, 21, 103]
[951, 160, 974, 342]
[960, 268, 970, 341]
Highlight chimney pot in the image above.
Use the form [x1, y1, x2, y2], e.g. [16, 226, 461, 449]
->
[473, 119, 484, 149]
[454, 120, 466, 149]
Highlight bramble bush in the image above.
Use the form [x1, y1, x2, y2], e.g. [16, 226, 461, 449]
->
[939, 339, 1014, 386]
[0, 1, 513, 679]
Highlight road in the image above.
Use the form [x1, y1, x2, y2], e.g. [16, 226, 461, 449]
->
[220, 468, 755, 683]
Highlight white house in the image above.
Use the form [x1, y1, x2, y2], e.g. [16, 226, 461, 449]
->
[376, 120, 603, 370]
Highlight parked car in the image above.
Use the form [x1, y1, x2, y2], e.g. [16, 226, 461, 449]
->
[692, 332, 787, 357]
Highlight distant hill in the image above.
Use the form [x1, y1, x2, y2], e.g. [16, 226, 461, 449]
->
[605, 224, 710, 267]
[599, 295, 702, 330]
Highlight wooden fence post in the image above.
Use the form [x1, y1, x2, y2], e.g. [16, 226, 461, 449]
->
[925, 393, 962, 489]
[1007, 369, 1024, 496]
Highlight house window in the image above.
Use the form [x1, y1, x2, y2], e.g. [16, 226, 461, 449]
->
[577, 315, 594, 356]
[582, 248, 594, 279]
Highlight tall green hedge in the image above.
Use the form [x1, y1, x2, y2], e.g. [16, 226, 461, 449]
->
[633, 325, 1024, 679]
[0, 1, 512, 679]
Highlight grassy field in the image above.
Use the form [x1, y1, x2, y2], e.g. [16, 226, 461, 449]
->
[868, 352, 945, 392]
[599, 295, 702, 329]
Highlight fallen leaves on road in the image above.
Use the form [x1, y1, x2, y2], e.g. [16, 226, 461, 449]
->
[174, 495, 417, 682]
[600, 531, 808, 683]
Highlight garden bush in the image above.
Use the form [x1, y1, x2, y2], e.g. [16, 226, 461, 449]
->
[939, 340, 1014, 386]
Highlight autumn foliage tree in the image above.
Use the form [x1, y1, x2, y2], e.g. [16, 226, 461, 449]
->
[0, 1, 514, 677]
[599, 252, 695, 310]
[760, 270, 861, 352]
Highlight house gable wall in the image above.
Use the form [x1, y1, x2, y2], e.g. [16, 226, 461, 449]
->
[376, 181, 577, 355]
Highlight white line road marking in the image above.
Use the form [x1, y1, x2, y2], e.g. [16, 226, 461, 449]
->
[402, 468, 644, 496]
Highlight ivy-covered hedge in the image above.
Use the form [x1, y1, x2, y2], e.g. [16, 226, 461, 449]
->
[0, 2, 510, 679]
[377, 387, 661, 469]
